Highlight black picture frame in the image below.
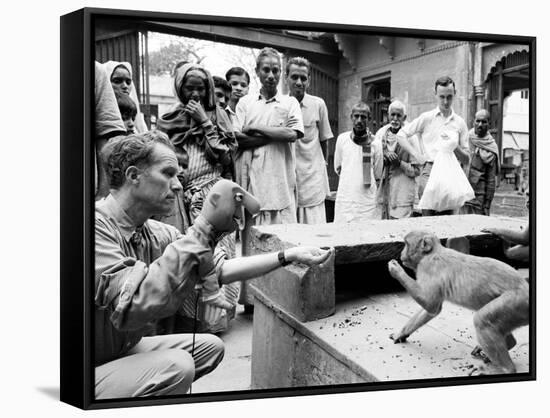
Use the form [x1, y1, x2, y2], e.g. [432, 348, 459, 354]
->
[60, 7, 536, 410]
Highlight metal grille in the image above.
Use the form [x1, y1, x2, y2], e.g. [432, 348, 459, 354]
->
[309, 64, 339, 190]
[95, 31, 141, 98]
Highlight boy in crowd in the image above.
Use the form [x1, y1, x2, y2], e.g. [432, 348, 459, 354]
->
[225, 66, 251, 125]
[374, 100, 420, 219]
[213, 75, 232, 114]
[334, 102, 383, 223]
[116, 92, 138, 135]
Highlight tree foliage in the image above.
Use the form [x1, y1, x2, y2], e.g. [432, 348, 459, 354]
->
[148, 39, 205, 76]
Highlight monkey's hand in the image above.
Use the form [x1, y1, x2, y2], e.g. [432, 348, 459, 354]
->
[390, 331, 409, 343]
[388, 259, 406, 279]
[481, 227, 501, 236]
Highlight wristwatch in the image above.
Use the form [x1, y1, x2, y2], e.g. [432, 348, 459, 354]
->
[278, 250, 291, 266]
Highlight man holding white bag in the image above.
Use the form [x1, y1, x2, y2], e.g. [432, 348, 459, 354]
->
[400, 76, 473, 215]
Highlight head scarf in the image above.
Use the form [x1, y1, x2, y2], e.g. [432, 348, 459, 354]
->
[157, 63, 237, 167]
[101, 61, 148, 134]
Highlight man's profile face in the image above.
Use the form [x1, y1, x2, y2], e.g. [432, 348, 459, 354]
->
[286, 64, 309, 100]
[256, 55, 281, 93]
[474, 113, 490, 137]
[228, 74, 249, 101]
[133, 143, 182, 216]
[351, 109, 369, 132]
[435, 84, 455, 112]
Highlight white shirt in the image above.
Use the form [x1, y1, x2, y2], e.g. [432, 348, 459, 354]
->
[334, 131, 383, 223]
[401, 107, 469, 162]
[295, 93, 333, 207]
[234, 92, 304, 211]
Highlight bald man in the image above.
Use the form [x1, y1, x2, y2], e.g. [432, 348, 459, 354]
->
[463, 109, 499, 215]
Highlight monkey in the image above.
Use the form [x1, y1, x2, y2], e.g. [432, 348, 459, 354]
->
[387, 230, 529, 374]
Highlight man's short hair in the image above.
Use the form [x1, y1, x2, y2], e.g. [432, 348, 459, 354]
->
[351, 101, 371, 114]
[116, 93, 137, 120]
[388, 100, 406, 116]
[434, 76, 456, 91]
[225, 66, 250, 85]
[213, 76, 232, 95]
[286, 56, 310, 76]
[103, 130, 174, 189]
[256, 47, 281, 68]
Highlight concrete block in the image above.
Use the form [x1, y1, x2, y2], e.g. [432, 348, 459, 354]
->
[247, 230, 336, 322]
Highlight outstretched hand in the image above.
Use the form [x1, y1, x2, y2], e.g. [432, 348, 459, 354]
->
[285, 246, 333, 266]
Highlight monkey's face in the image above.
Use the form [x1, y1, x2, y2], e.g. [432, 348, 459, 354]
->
[400, 231, 436, 270]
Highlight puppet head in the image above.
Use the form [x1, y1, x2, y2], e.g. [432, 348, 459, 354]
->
[202, 179, 261, 233]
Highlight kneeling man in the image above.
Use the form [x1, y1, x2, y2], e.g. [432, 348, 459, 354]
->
[95, 131, 331, 399]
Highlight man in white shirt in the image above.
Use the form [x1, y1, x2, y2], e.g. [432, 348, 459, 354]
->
[233, 47, 305, 311]
[286, 56, 333, 224]
[334, 102, 383, 223]
[401, 76, 470, 216]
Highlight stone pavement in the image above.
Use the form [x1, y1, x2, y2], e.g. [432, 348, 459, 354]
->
[192, 305, 253, 394]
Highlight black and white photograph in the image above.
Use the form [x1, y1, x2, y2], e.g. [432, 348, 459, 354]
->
[79, 9, 534, 406]
[42, 2, 546, 415]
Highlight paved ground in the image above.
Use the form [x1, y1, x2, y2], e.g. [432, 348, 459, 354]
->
[192, 304, 254, 393]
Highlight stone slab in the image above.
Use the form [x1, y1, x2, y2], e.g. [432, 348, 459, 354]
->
[248, 215, 527, 264]
[252, 288, 530, 388]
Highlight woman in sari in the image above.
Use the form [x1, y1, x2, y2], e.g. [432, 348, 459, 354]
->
[101, 61, 148, 134]
[157, 63, 239, 334]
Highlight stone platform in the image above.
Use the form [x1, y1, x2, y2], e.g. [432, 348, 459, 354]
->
[247, 215, 530, 389]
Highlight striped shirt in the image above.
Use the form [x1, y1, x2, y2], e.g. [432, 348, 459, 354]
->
[179, 141, 222, 190]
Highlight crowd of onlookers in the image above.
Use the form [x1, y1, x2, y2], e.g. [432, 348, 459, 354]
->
[95, 46, 505, 333]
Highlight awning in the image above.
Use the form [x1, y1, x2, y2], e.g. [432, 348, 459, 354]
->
[502, 131, 529, 150]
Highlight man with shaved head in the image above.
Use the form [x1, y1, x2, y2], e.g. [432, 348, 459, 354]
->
[463, 109, 499, 215]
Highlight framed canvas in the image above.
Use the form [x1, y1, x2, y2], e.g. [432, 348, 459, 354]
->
[60, 7, 535, 410]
